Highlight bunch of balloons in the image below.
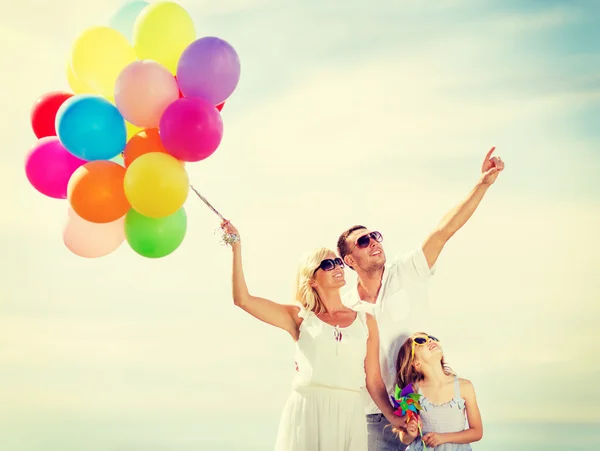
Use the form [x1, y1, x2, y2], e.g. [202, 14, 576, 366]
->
[25, 1, 240, 259]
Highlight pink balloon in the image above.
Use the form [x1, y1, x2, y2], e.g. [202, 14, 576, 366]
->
[63, 208, 126, 258]
[25, 137, 86, 199]
[159, 97, 223, 162]
[114, 60, 179, 128]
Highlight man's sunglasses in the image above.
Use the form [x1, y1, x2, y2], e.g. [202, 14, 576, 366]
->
[316, 258, 345, 272]
[411, 334, 440, 360]
[349, 231, 383, 253]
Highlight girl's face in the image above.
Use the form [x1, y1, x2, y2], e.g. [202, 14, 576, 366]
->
[412, 333, 443, 364]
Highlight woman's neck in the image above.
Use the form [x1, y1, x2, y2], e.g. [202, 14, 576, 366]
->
[318, 289, 346, 314]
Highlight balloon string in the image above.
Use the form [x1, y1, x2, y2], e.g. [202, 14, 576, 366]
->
[189, 184, 239, 244]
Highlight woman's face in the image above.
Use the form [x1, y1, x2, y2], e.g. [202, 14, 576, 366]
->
[312, 252, 346, 289]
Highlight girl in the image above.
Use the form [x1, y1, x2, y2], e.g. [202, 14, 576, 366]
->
[221, 221, 407, 450]
[395, 333, 483, 450]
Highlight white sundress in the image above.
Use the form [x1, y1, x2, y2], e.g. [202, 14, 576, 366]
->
[274, 307, 370, 451]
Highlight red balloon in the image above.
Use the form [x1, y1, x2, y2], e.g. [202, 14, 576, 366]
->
[174, 76, 184, 98]
[216, 101, 225, 112]
[30, 91, 73, 138]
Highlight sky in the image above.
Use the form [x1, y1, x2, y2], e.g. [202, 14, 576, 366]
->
[1, 0, 599, 450]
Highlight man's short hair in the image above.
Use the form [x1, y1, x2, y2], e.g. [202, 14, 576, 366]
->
[337, 225, 367, 260]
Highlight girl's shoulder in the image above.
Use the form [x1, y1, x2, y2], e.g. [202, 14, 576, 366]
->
[457, 377, 477, 398]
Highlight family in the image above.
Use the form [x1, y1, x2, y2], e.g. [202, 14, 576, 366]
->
[221, 148, 504, 450]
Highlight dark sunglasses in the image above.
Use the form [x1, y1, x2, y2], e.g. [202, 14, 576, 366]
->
[350, 231, 383, 252]
[316, 258, 345, 272]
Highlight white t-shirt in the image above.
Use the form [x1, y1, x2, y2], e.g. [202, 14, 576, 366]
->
[342, 247, 435, 415]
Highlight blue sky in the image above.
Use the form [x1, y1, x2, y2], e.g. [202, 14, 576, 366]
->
[0, 0, 599, 450]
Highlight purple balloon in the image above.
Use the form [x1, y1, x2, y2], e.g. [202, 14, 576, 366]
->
[177, 37, 241, 105]
[159, 97, 224, 162]
[25, 136, 86, 199]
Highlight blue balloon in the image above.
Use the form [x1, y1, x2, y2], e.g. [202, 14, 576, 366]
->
[109, 1, 149, 42]
[56, 95, 126, 161]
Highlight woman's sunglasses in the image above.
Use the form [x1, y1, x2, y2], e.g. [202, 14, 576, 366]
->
[316, 258, 345, 272]
[411, 334, 440, 360]
[350, 231, 383, 252]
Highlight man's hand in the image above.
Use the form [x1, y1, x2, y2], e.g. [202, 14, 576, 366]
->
[480, 146, 504, 185]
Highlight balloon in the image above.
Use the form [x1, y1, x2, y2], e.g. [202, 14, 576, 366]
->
[30, 92, 73, 138]
[63, 207, 126, 258]
[108, 0, 149, 42]
[133, 1, 196, 74]
[123, 129, 168, 166]
[126, 121, 143, 141]
[68, 161, 130, 223]
[123, 152, 189, 218]
[56, 95, 126, 160]
[114, 60, 179, 128]
[125, 207, 187, 258]
[71, 26, 137, 98]
[24, 137, 86, 199]
[177, 37, 241, 105]
[216, 101, 225, 112]
[159, 97, 223, 162]
[66, 62, 93, 94]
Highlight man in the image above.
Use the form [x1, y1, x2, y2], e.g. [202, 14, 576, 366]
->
[337, 147, 504, 450]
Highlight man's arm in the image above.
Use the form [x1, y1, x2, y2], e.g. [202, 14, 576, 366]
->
[422, 147, 504, 269]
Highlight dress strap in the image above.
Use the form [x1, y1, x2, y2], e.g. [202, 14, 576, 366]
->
[453, 376, 460, 398]
[295, 302, 314, 320]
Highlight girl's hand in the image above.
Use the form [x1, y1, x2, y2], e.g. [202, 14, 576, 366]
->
[405, 418, 419, 439]
[388, 414, 408, 432]
[221, 220, 241, 248]
[423, 432, 447, 447]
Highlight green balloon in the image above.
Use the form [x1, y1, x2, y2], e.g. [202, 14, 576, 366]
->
[125, 207, 187, 258]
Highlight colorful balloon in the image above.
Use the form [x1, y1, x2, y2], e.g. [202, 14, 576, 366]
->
[216, 101, 225, 112]
[114, 60, 179, 128]
[126, 121, 143, 141]
[124, 152, 189, 218]
[71, 26, 137, 98]
[108, 0, 149, 42]
[177, 37, 241, 105]
[123, 129, 168, 166]
[25, 137, 86, 199]
[63, 207, 126, 258]
[31, 91, 73, 138]
[66, 61, 94, 94]
[125, 207, 187, 258]
[133, 1, 196, 74]
[56, 95, 126, 160]
[68, 161, 130, 223]
[159, 97, 223, 162]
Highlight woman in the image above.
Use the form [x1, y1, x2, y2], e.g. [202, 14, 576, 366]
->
[221, 221, 406, 451]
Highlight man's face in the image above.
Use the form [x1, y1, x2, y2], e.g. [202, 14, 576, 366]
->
[344, 228, 386, 272]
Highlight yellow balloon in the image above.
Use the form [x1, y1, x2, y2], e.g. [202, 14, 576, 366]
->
[66, 61, 94, 94]
[71, 26, 137, 99]
[126, 121, 143, 141]
[133, 2, 196, 74]
[124, 152, 189, 218]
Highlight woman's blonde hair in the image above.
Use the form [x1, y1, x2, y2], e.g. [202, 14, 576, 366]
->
[295, 247, 335, 314]
[396, 333, 455, 388]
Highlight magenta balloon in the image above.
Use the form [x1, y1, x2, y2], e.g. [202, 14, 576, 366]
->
[159, 97, 223, 162]
[25, 136, 86, 199]
[176, 37, 241, 105]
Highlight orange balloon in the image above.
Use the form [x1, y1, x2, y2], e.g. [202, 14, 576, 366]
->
[67, 161, 130, 223]
[123, 129, 168, 167]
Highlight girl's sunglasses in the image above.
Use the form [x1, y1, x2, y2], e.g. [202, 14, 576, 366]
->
[350, 231, 383, 252]
[411, 334, 440, 360]
[316, 258, 345, 272]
